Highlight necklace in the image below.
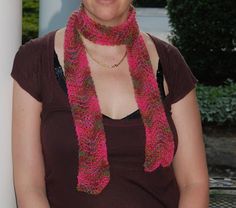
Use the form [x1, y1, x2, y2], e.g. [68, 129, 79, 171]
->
[80, 33, 127, 69]
[85, 47, 127, 69]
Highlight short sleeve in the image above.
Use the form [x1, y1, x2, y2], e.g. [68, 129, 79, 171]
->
[167, 45, 198, 105]
[10, 41, 42, 102]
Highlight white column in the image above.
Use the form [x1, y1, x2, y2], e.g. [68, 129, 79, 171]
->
[39, 0, 81, 36]
[0, 0, 22, 207]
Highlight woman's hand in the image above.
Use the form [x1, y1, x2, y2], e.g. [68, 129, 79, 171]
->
[12, 80, 50, 208]
[171, 88, 209, 208]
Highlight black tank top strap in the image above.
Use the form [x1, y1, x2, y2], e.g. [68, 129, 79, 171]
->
[54, 51, 68, 94]
[157, 59, 166, 101]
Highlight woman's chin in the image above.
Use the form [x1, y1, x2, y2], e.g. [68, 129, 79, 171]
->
[83, 0, 130, 26]
[96, 13, 121, 24]
[87, 9, 125, 26]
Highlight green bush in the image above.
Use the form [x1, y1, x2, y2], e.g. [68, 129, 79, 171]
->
[22, 0, 39, 44]
[167, 0, 236, 85]
[196, 80, 236, 126]
[133, 0, 167, 8]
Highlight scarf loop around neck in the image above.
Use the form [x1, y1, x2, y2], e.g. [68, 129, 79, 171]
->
[64, 4, 174, 195]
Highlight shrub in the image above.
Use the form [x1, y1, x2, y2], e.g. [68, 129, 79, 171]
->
[196, 80, 236, 126]
[133, 0, 167, 8]
[167, 0, 236, 85]
[22, 0, 39, 44]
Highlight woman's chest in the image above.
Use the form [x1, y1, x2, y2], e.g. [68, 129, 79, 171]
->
[40, 106, 147, 171]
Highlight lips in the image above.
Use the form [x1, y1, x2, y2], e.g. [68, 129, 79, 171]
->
[96, 0, 116, 5]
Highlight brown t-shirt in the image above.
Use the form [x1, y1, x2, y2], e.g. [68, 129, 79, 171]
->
[11, 30, 198, 208]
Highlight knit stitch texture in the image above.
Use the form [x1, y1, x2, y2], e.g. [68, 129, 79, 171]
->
[64, 4, 174, 195]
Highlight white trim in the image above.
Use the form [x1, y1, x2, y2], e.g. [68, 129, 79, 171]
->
[0, 0, 22, 207]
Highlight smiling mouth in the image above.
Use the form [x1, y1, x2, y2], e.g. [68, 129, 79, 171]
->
[96, 0, 116, 5]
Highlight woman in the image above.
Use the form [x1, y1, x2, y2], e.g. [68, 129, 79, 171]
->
[11, 0, 209, 207]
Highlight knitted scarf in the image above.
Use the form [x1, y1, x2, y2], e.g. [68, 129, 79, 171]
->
[64, 4, 174, 195]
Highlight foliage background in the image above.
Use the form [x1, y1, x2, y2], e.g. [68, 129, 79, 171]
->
[167, 0, 236, 85]
[197, 80, 236, 126]
[133, 0, 167, 7]
[22, 0, 39, 44]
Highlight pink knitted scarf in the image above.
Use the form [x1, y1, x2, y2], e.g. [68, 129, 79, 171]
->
[64, 4, 174, 195]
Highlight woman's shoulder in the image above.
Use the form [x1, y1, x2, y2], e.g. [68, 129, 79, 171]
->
[145, 33, 193, 72]
[13, 30, 59, 73]
[144, 33, 181, 58]
[11, 30, 58, 102]
[144, 32, 198, 105]
[18, 30, 57, 56]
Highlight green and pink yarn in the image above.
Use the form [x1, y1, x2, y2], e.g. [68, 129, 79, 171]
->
[64, 4, 174, 195]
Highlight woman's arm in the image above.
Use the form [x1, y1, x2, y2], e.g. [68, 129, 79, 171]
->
[12, 80, 50, 208]
[171, 88, 209, 208]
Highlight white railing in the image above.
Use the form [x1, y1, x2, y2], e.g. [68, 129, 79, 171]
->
[0, 0, 22, 207]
